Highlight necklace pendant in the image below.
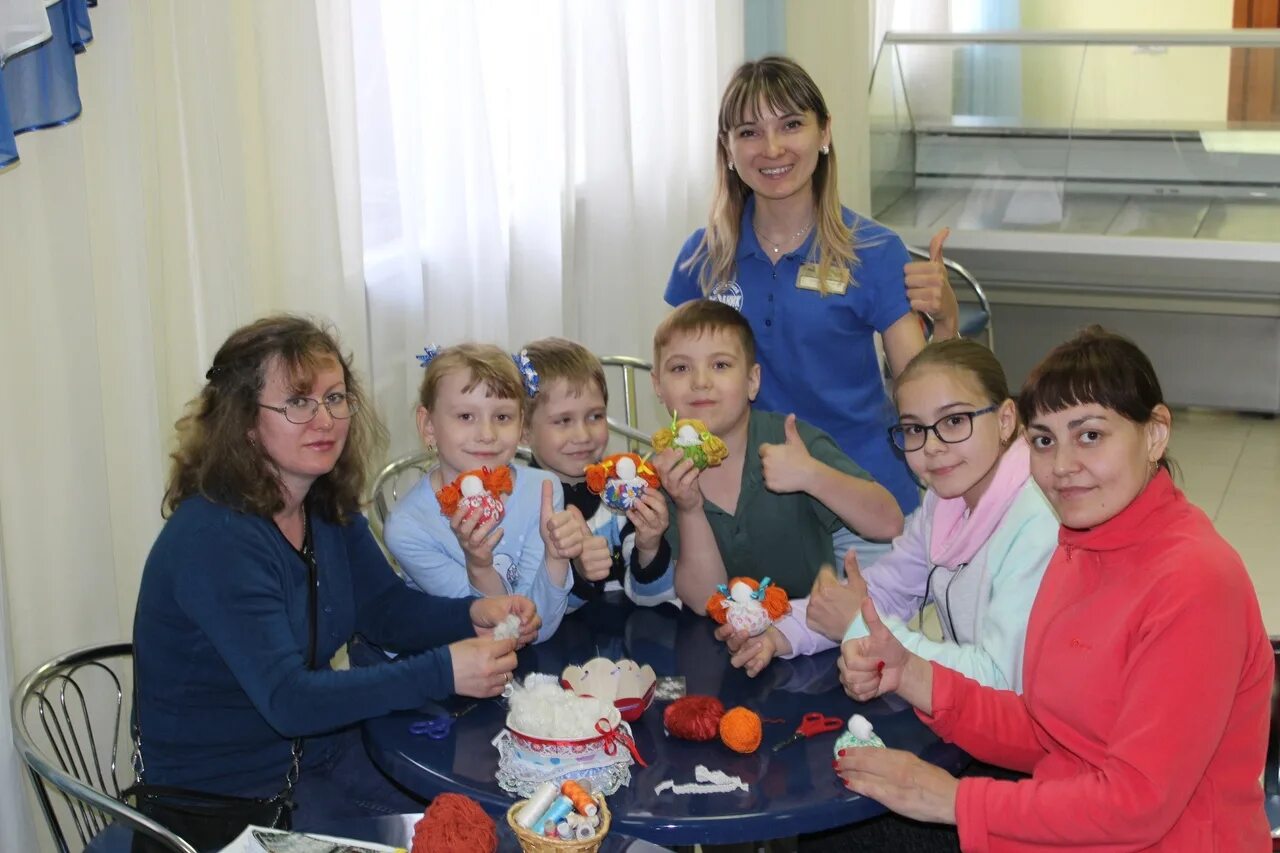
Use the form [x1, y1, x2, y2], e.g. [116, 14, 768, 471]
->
[772, 246, 779, 254]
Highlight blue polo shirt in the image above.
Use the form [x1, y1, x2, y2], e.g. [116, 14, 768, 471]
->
[664, 196, 921, 514]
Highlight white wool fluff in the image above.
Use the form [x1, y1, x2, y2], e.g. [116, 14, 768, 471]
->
[615, 456, 638, 480]
[674, 424, 700, 446]
[508, 682, 617, 739]
[849, 714, 875, 741]
[493, 613, 521, 641]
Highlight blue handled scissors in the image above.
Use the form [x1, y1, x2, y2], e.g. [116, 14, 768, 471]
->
[408, 702, 477, 739]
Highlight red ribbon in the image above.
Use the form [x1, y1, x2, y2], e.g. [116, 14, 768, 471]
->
[595, 718, 648, 768]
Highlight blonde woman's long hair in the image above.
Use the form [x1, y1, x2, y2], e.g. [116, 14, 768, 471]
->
[683, 56, 855, 297]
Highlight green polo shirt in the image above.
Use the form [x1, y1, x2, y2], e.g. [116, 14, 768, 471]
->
[663, 409, 872, 598]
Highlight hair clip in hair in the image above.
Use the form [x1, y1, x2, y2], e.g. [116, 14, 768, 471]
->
[513, 349, 539, 398]
[204, 365, 225, 381]
[416, 345, 442, 368]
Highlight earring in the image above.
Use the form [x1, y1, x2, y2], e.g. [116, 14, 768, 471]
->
[728, 161, 736, 171]
[819, 145, 830, 155]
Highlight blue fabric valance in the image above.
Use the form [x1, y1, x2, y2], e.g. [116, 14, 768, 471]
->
[0, 0, 95, 169]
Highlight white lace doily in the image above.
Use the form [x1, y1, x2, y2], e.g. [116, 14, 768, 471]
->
[492, 729, 633, 797]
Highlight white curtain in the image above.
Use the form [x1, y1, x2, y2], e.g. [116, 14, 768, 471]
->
[0, 2, 362, 848]
[353, 0, 745, 456]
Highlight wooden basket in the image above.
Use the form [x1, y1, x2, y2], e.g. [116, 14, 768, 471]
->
[505, 793, 611, 853]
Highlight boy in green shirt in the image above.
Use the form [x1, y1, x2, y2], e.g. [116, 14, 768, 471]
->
[651, 300, 904, 611]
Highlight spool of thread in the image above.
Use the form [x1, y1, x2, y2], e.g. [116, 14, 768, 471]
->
[536, 795, 575, 834]
[514, 781, 559, 829]
[556, 821, 574, 839]
[560, 780, 598, 817]
[574, 822, 594, 840]
[719, 706, 763, 754]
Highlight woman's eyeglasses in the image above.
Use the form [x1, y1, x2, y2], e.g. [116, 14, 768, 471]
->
[888, 405, 997, 452]
[259, 392, 358, 425]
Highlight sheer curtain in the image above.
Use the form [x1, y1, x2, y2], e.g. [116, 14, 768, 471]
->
[353, 0, 744, 455]
[0, 2, 363, 848]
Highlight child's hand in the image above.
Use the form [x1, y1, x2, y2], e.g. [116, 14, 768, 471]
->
[728, 626, 790, 678]
[574, 532, 614, 582]
[653, 448, 702, 512]
[759, 414, 816, 494]
[539, 480, 583, 560]
[626, 489, 669, 554]
[839, 597, 909, 702]
[450, 504, 505, 571]
[806, 555, 866, 642]
[714, 622, 750, 654]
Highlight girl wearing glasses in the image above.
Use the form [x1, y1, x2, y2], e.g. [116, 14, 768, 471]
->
[133, 316, 537, 840]
[836, 328, 1271, 851]
[726, 338, 1057, 701]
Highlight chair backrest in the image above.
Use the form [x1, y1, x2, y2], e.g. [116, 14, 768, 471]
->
[11, 642, 196, 853]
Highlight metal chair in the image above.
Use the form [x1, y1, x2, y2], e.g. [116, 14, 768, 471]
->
[11, 642, 196, 853]
[906, 245, 994, 351]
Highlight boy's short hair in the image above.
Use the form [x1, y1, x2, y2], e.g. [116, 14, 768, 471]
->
[520, 338, 609, 418]
[417, 343, 523, 410]
[653, 300, 757, 366]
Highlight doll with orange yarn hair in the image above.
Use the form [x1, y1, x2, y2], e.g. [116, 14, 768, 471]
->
[585, 452, 660, 513]
[706, 576, 790, 638]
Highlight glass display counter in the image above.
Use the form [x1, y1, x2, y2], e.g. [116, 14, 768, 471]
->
[870, 31, 1280, 412]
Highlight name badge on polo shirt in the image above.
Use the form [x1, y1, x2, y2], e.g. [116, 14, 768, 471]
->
[796, 264, 850, 296]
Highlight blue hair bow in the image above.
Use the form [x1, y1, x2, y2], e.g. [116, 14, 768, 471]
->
[752, 578, 774, 601]
[513, 349, 539, 398]
[416, 345, 442, 368]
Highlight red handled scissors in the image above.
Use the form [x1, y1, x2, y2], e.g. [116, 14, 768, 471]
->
[770, 712, 844, 752]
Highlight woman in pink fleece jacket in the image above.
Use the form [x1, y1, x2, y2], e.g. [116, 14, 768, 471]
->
[835, 326, 1273, 851]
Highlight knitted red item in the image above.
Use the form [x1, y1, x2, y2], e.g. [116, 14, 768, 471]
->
[411, 793, 497, 853]
[663, 695, 725, 742]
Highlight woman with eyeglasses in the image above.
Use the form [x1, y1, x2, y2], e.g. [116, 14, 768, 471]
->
[132, 315, 538, 842]
[726, 338, 1057, 701]
[835, 328, 1271, 851]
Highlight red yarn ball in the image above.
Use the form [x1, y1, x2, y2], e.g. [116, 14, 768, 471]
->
[663, 695, 726, 741]
[412, 793, 497, 853]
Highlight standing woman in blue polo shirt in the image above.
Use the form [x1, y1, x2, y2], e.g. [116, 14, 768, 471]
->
[666, 56, 957, 517]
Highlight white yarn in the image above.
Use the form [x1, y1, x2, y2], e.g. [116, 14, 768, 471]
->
[508, 682, 618, 739]
[493, 613, 521, 641]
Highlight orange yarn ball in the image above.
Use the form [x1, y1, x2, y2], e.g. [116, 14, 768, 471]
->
[719, 706, 763, 754]
[412, 793, 497, 853]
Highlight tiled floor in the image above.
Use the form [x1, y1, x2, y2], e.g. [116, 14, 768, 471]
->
[1169, 409, 1280, 631]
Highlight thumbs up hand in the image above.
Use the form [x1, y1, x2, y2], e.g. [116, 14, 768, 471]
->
[539, 479, 585, 560]
[805, 560, 864, 642]
[759, 414, 815, 494]
[838, 597, 909, 702]
[904, 227, 959, 340]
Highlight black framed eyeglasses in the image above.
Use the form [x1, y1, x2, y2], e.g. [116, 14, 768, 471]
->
[888, 405, 997, 452]
[259, 392, 358, 425]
